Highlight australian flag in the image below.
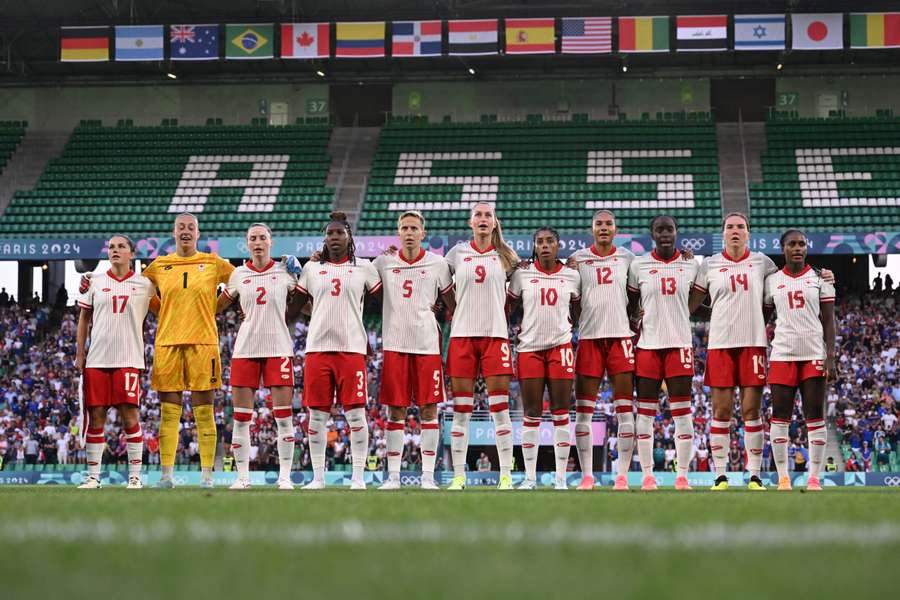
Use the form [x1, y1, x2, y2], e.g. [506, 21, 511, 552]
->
[170, 24, 219, 60]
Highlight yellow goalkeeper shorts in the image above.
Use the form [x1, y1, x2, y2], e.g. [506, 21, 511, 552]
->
[151, 344, 222, 392]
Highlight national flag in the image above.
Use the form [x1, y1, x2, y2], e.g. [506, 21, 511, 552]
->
[281, 23, 330, 59]
[676, 15, 727, 51]
[560, 17, 612, 54]
[619, 16, 669, 52]
[505, 18, 556, 54]
[114, 25, 164, 61]
[792, 14, 843, 50]
[60, 26, 109, 62]
[170, 24, 219, 61]
[225, 24, 273, 59]
[448, 19, 498, 55]
[734, 14, 786, 51]
[335, 22, 385, 58]
[392, 21, 442, 57]
[851, 13, 900, 49]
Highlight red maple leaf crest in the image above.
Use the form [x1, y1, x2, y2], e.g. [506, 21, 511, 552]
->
[297, 31, 314, 47]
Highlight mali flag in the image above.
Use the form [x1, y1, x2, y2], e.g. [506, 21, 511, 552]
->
[505, 18, 556, 54]
[851, 13, 900, 49]
[619, 16, 669, 52]
[335, 22, 385, 58]
[60, 26, 109, 62]
[226, 24, 274, 59]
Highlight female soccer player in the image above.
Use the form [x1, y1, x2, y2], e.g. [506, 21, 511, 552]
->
[75, 234, 154, 489]
[627, 216, 700, 491]
[218, 223, 298, 491]
[568, 210, 636, 490]
[507, 227, 580, 490]
[293, 212, 381, 490]
[445, 202, 520, 491]
[374, 210, 455, 491]
[764, 229, 835, 491]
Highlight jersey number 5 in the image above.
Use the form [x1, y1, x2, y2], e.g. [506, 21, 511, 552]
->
[402, 279, 413, 298]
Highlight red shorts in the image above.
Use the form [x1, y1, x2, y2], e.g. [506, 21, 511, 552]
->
[635, 347, 694, 381]
[574, 337, 635, 378]
[231, 356, 295, 389]
[768, 360, 826, 387]
[447, 337, 514, 379]
[379, 351, 446, 406]
[303, 352, 368, 409]
[83, 367, 142, 407]
[517, 343, 575, 380]
[704, 347, 766, 388]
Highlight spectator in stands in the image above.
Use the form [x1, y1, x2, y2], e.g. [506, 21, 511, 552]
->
[872, 273, 883, 293]
[0, 288, 8, 307]
[885, 274, 894, 293]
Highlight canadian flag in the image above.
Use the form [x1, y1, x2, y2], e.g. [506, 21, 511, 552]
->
[281, 23, 330, 58]
[792, 13, 843, 50]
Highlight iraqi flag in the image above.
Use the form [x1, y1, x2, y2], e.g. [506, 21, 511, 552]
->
[676, 15, 728, 51]
[281, 23, 330, 58]
[792, 13, 844, 50]
[448, 19, 498, 55]
[392, 21, 442, 57]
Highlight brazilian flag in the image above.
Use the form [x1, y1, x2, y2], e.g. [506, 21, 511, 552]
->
[225, 23, 274, 59]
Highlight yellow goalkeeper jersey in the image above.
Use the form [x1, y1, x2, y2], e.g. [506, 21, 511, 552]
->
[142, 251, 235, 346]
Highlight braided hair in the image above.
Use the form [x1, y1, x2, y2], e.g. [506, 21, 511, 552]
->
[320, 211, 356, 265]
[530, 226, 561, 263]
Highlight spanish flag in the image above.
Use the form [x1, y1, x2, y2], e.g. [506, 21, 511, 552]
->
[619, 16, 669, 52]
[335, 22, 385, 58]
[505, 18, 556, 54]
[851, 13, 900, 49]
[61, 26, 109, 62]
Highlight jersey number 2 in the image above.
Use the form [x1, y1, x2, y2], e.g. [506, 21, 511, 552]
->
[256, 287, 267, 305]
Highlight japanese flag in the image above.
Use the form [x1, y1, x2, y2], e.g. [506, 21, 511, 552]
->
[792, 13, 844, 50]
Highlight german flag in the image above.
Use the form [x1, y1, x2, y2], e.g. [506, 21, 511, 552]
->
[61, 26, 109, 62]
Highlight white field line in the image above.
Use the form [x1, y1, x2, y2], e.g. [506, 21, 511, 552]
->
[2, 520, 900, 548]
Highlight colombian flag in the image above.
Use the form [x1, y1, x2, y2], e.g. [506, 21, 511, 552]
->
[505, 18, 556, 54]
[335, 22, 385, 57]
[851, 13, 900, 49]
[619, 16, 669, 52]
[61, 26, 109, 62]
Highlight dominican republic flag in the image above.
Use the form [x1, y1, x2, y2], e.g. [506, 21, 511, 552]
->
[115, 25, 163, 61]
[281, 23, 330, 58]
[734, 14, 786, 50]
[792, 13, 844, 50]
[561, 17, 612, 54]
[448, 19, 498, 55]
[392, 21, 441, 57]
[676, 15, 728, 51]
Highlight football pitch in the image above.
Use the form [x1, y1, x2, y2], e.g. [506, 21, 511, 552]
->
[2, 487, 898, 599]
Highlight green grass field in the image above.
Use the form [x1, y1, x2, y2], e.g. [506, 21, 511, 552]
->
[2, 487, 898, 599]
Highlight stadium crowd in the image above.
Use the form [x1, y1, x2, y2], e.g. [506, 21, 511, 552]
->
[0, 285, 896, 474]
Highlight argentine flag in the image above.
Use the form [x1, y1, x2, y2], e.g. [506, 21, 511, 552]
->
[115, 25, 164, 61]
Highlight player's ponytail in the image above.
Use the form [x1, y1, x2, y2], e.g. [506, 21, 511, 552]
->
[321, 211, 356, 265]
[490, 217, 520, 273]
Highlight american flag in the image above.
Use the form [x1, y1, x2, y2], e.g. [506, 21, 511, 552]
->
[561, 17, 612, 53]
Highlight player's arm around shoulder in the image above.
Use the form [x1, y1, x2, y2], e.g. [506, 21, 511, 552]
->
[75, 282, 94, 371]
[688, 256, 710, 317]
[217, 270, 240, 314]
[286, 261, 311, 322]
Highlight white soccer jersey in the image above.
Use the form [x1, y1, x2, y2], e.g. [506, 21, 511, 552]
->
[764, 266, 835, 361]
[374, 249, 452, 354]
[694, 250, 777, 349]
[77, 270, 153, 369]
[508, 262, 580, 353]
[445, 242, 510, 339]
[570, 245, 634, 339]
[297, 257, 381, 354]
[225, 260, 297, 359]
[628, 250, 699, 350]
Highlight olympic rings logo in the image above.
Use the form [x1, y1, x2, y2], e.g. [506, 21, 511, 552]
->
[400, 474, 422, 486]
[884, 476, 900, 486]
[680, 238, 707, 251]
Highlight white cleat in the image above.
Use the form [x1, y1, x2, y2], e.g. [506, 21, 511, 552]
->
[230, 477, 252, 490]
[350, 478, 367, 491]
[379, 478, 401, 491]
[517, 479, 537, 490]
[276, 478, 294, 491]
[554, 477, 568, 491]
[303, 479, 326, 490]
[155, 478, 175, 489]
[78, 476, 102, 489]
[126, 476, 143, 490]
[420, 476, 439, 491]
[200, 477, 215, 489]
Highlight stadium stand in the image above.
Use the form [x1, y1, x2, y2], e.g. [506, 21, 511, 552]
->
[357, 118, 723, 234]
[0, 121, 26, 174]
[749, 117, 900, 231]
[0, 121, 334, 237]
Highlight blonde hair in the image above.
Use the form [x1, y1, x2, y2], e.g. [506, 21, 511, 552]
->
[470, 203, 518, 272]
[397, 210, 425, 229]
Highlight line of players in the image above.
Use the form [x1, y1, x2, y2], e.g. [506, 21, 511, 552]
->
[74, 204, 835, 492]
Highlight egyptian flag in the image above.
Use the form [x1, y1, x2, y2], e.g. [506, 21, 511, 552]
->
[61, 26, 110, 62]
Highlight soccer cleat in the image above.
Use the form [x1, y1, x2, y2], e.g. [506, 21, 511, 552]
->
[777, 476, 793, 491]
[156, 478, 175, 489]
[576, 475, 595, 490]
[517, 479, 537, 491]
[641, 475, 658, 491]
[613, 474, 629, 491]
[497, 475, 514, 490]
[126, 476, 143, 490]
[420, 476, 440, 491]
[276, 478, 295, 491]
[78, 476, 102, 489]
[229, 477, 252, 490]
[747, 476, 767, 491]
[806, 476, 822, 492]
[303, 479, 326, 490]
[350, 478, 366, 491]
[674, 475, 692, 491]
[710, 475, 729, 491]
[553, 477, 568, 491]
[379, 478, 401, 491]
[200, 477, 215, 489]
[447, 475, 466, 491]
